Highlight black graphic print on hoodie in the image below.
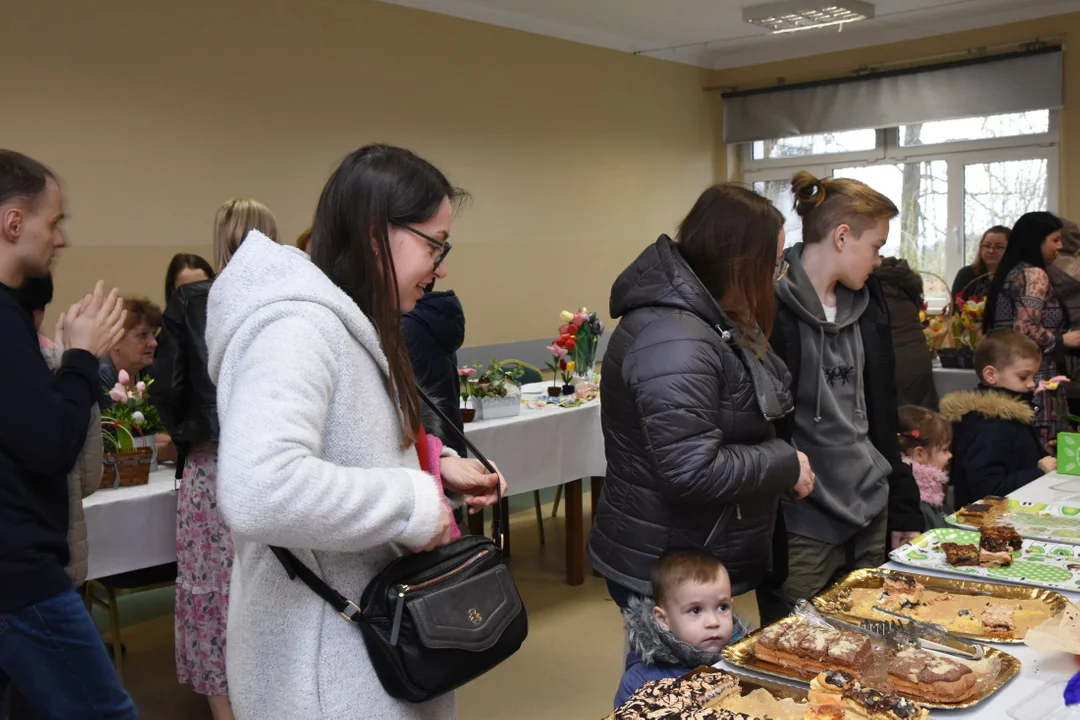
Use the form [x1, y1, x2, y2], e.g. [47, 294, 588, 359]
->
[773, 243, 893, 544]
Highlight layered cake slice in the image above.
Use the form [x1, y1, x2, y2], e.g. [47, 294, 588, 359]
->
[879, 573, 925, 610]
[980, 603, 1016, 638]
[887, 647, 978, 703]
[940, 542, 980, 566]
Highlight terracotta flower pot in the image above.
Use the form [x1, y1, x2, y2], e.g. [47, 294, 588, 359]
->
[547, 386, 562, 397]
[460, 408, 476, 423]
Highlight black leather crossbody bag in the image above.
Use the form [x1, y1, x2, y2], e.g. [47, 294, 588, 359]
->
[270, 389, 528, 702]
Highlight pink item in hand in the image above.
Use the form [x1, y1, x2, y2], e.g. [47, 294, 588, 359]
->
[426, 433, 461, 540]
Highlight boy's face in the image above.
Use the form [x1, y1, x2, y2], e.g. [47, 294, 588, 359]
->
[652, 570, 733, 655]
[983, 356, 1040, 394]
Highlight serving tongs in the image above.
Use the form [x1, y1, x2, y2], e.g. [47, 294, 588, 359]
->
[866, 604, 985, 660]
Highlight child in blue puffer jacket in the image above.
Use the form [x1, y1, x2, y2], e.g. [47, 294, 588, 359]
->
[614, 550, 749, 708]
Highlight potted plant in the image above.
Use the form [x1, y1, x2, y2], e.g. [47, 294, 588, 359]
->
[100, 370, 163, 488]
[471, 358, 524, 420]
[457, 365, 477, 423]
[544, 344, 569, 397]
[560, 359, 576, 396]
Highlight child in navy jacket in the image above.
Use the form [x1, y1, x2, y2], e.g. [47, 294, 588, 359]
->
[941, 329, 1057, 508]
[614, 550, 748, 708]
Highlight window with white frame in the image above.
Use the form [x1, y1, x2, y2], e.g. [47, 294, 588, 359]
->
[745, 110, 1059, 307]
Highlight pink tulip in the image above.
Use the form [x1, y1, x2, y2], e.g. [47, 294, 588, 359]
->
[547, 344, 568, 357]
[117, 369, 130, 386]
[136, 381, 147, 393]
[572, 313, 585, 327]
[108, 386, 127, 403]
[458, 367, 477, 377]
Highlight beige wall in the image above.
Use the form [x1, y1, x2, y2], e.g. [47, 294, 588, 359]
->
[709, 12, 1080, 218]
[3, 0, 715, 344]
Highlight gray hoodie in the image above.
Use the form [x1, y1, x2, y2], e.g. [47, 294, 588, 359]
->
[774, 244, 892, 544]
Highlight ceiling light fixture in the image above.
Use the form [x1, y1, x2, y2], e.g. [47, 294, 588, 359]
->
[743, 0, 875, 34]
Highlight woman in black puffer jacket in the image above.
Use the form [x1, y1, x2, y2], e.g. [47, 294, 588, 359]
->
[588, 184, 813, 608]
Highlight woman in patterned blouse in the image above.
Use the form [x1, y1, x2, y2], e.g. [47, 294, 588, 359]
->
[985, 211, 1080, 446]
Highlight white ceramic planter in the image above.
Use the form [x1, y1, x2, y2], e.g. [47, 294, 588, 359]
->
[474, 394, 521, 421]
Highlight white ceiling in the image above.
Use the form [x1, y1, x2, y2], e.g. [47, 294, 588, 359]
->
[375, 0, 1079, 69]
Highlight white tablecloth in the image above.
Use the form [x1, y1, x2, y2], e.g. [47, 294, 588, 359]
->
[84, 468, 178, 580]
[464, 400, 604, 495]
[84, 400, 604, 578]
[720, 475, 1080, 719]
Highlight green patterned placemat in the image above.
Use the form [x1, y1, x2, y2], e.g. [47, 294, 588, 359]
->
[890, 527, 1080, 591]
[946, 500, 1080, 545]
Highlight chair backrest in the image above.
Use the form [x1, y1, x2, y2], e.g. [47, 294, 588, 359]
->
[501, 359, 543, 384]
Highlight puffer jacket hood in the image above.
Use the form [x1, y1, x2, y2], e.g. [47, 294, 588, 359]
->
[623, 594, 749, 668]
[874, 258, 938, 409]
[403, 290, 465, 356]
[610, 235, 793, 422]
[940, 388, 1036, 424]
[589, 235, 800, 597]
[875, 257, 924, 306]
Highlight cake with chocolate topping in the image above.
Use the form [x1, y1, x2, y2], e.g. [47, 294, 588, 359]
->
[887, 647, 978, 703]
[752, 622, 873, 679]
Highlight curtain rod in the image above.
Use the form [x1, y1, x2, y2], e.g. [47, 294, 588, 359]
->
[704, 37, 1063, 95]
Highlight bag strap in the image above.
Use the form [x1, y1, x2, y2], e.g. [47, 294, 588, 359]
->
[270, 546, 365, 623]
[269, 387, 506, 617]
[415, 387, 505, 550]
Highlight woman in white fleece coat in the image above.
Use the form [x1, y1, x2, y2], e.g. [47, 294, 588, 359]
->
[206, 145, 504, 719]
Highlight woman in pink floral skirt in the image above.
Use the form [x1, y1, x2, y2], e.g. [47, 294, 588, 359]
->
[151, 199, 278, 719]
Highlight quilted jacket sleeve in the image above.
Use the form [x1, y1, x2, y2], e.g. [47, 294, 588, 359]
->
[624, 315, 800, 505]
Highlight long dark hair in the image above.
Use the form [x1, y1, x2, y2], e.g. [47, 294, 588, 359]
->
[164, 253, 215, 305]
[676, 183, 783, 352]
[984, 211, 1063, 333]
[308, 144, 466, 448]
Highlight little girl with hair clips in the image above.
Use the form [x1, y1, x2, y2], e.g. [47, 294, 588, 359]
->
[897, 405, 954, 529]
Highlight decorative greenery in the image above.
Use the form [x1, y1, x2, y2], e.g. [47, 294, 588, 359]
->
[923, 295, 985, 353]
[101, 370, 163, 453]
[556, 308, 604, 378]
[457, 365, 477, 406]
[560, 359, 576, 386]
[544, 344, 568, 385]
[470, 358, 524, 399]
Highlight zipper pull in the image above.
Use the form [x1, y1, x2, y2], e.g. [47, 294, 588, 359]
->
[736, 505, 742, 521]
[390, 588, 406, 646]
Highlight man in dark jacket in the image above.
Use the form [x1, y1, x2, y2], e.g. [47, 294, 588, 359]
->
[0, 150, 136, 717]
[402, 287, 466, 456]
[874, 257, 939, 409]
[587, 234, 802, 602]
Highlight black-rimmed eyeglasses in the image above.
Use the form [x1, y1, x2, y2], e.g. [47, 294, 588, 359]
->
[393, 222, 452, 270]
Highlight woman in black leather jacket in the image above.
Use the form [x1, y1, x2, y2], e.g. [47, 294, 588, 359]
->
[151, 198, 278, 719]
[587, 184, 813, 613]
